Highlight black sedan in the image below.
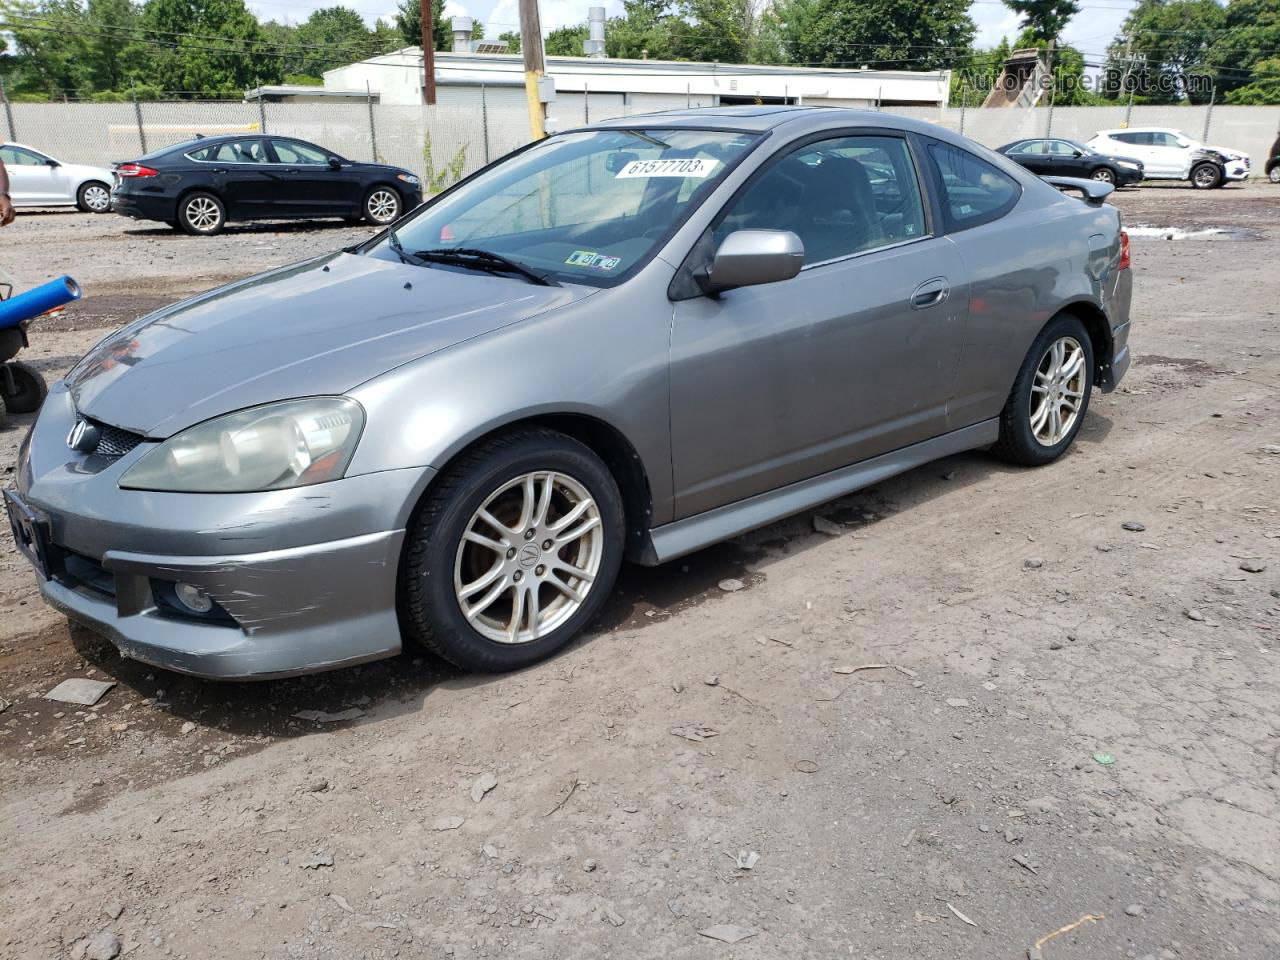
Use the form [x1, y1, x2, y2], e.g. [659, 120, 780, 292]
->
[996, 138, 1144, 187]
[111, 135, 424, 236]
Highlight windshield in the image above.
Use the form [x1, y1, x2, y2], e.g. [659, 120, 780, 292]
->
[369, 128, 761, 286]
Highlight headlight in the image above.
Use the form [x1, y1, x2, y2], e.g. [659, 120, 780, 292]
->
[397, 173, 421, 186]
[120, 398, 364, 493]
[1119, 160, 1138, 168]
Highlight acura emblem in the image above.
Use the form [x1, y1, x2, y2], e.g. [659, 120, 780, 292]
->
[66, 419, 101, 454]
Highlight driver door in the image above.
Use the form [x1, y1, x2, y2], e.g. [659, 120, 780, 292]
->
[669, 133, 969, 519]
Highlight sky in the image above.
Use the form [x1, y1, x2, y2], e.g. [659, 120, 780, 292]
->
[246, 0, 1137, 67]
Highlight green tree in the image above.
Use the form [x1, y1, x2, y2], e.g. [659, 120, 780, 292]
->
[1001, 0, 1079, 43]
[676, 0, 754, 63]
[141, 0, 279, 95]
[950, 37, 1010, 106]
[2, 0, 92, 97]
[394, 0, 449, 50]
[292, 6, 373, 78]
[1208, 0, 1280, 102]
[1104, 0, 1223, 104]
[1223, 56, 1280, 102]
[771, 0, 975, 71]
[497, 29, 520, 53]
[604, 0, 684, 60]
[545, 23, 588, 56]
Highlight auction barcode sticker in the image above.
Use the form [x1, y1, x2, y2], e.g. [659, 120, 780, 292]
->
[615, 157, 720, 179]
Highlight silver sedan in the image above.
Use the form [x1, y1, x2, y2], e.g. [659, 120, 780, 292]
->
[8, 107, 1132, 679]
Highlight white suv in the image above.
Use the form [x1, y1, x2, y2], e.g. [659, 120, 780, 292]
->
[1088, 128, 1249, 189]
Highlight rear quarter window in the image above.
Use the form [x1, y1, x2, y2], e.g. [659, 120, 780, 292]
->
[926, 141, 1022, 233]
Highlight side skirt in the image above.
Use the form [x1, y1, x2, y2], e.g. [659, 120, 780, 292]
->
[637, 419, 999, 566]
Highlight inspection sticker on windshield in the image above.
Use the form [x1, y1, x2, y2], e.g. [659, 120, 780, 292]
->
[565, 250, 622, 271]
[615, 157, 719, 179]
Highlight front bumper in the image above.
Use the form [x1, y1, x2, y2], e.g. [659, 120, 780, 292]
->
[12, 384, 433, 679]
[1224, 159, 1250, 182]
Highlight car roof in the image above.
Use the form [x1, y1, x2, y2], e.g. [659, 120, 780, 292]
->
[579, 105, 954, 140]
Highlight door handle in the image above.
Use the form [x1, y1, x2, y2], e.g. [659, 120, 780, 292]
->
[213, 168, 227, 174]
[911, 277, 949, 310]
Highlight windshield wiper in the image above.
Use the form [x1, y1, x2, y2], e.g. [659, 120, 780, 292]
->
[386, 226, 427, 267]
[622, 130, 671, 149]
[414, 247, 559, 286]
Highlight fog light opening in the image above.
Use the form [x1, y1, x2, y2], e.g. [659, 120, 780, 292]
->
[174, 582, 214, 614]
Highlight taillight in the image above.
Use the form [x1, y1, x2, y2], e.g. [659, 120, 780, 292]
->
[117, 163, 158, 178]
[1118, 230, 1131, 271]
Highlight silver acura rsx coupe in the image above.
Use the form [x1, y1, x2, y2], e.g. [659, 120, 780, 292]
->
[7, 107, 1132, 679]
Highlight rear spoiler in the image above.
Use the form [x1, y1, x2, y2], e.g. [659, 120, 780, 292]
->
[1042, 176, 1113, 207]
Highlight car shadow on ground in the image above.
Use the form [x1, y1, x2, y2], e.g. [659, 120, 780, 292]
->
[56, 421, 1112, 749]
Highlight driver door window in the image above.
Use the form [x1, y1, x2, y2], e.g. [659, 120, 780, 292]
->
[270, 140, 329, 165]
[716, 135, 927, 265]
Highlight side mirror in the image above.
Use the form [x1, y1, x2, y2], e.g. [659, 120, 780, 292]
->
[327, 156, 341, 170]
[45, 158, 60, 167]
[1071, 149, 1083, 157]
[698, 229, 805, 296]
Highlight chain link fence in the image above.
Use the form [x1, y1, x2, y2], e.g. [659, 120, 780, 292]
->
[2, 94, 1277, 185]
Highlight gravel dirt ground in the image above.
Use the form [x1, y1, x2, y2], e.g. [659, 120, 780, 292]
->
[1, 185, 1278, 960]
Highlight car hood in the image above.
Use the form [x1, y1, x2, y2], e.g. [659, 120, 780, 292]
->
[62, 161, 114, 180]
[66, 252, 595, 437]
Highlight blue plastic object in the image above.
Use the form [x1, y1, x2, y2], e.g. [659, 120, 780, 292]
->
[0, 276, 81, 330]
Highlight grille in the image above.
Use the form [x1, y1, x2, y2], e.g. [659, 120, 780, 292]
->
[89, 419, 146, 459]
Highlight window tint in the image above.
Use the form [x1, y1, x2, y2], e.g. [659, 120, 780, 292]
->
[1047, 140, 1078, 156]
[1014, 141, 1045, 154]
[1111, 132, 1141, 145]
[196, 139, 268, 163]
[717, 135, 926, 265]
[927, 141, 1021, 232]
[1, 146, 46, 165]
[271, 139, 329, 165]
[1150, 132, 1180, 147]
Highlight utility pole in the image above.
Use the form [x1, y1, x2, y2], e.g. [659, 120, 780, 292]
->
[519, 0, 547, 139]
[420, 0, 436, 105]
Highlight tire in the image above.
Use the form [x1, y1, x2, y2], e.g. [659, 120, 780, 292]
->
[1268, 164, 1280, 184]
[992, 314, 1094, 467]
[1190, 162, 1222, 190]
[178, 192, 226, 236]
[0, 360, 48, 414]
[363, 186, 401, 225]
[76, 180, 112, 213]
[400, 428, 625, 672]
[1089, 167, 1116, 185]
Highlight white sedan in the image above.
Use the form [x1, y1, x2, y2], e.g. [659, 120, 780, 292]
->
[1, 143, 114, 212]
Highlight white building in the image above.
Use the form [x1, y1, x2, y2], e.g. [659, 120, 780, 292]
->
[322, 49, 951, 117]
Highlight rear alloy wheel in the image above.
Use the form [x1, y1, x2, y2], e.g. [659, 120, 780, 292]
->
[76, 181, 112, 213]
[364, 187, 401, 225]
[1090, 167, 1116, 185]
[178, 192, 226, 236]
[1190, 162, 1222, 190]
[400, 429, 625, 672]
[0, 360, 47, 414]
[993, 313, 1094, 467]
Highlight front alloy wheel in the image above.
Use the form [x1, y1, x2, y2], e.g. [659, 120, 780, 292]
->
[365, 187, 401, 225]
[1191, 162, 1222, 189]
[454, 472, 604, 644]
[1269, 165, 1280, 184]
[1090, 167, 1116, 184]
[401, 428, 625, 672]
